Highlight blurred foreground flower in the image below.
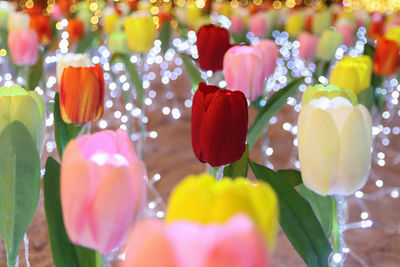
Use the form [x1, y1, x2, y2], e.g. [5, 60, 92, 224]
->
[61, 129, 147, 254]
[166, 174, 278, 249]
[121, 215, 270, 267]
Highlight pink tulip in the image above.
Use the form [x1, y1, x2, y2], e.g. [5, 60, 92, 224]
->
[61, 129, 147, 254]
[121, 215, 270, 267]
[223, 45, 265, 100]
[249, 13, 267, 38]
[337, 23, 355, 47]
[297, 32, 319, 61]
[230, 15, 245, 34]
[255, 39, 279, 78]
[7, 29, 38, 66]
[386, 16, 400, 32]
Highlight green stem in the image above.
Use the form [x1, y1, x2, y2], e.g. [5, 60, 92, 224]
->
[330, 195, 346, 267]
[137, 53, 146, 160]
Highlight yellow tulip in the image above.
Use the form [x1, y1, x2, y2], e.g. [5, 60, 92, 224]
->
[286, 12, 305, 36]
[124, 12, 156, 53]
[166, 174, 278, 250]
[329, 56, 372, 94]
[0, 85, 45, 153]
[312, 10, 332, 35]
[104, 14, 120, 34]
[298, 84, 372, 196]
[385, 26, 400, 46]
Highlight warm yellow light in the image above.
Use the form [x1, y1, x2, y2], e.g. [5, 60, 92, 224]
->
[253, 0, 262, 5]
[285, 0, 296, 8]
[150, 6, 159, 15]
[273, 1, 282, 9]
[90, 16, 99, 24]
[89, 2, 98, 11]
[0, 49, 7, 57]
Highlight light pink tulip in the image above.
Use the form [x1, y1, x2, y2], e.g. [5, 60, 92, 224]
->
[297, 32, 319, 61]
[223, 45, 265, 100]
[255, 39, 279, 78]
[337, 23, 355, 47]
[386, 16, 400, 32]
[61, 129, 147, 254]
[249, 13, 267, 38]
[230, 15, 245, 34]
[7, 29, 38, 66]
[121, 215, 270, 267]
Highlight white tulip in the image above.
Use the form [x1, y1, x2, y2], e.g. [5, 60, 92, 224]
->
[298, 94, 372, 196]
[7, 12, 30, 31]
[56, 53, 92, 84]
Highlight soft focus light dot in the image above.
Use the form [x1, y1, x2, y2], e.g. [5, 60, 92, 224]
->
[184, 100, 192, 108]
[121, 116, 128, 123]
[99, 120, 107, 129]
[360, 212, 369, 220]
[376, 180, 383, 188]
[391, 190, 399, 198]
[149, 131, 158, 138]
[162, 107, 170, 115]
[114, 111, 122, 119]
[106, 100, 113, 108]
[171, 108, 181, 119]
[266, 147, 274, 156]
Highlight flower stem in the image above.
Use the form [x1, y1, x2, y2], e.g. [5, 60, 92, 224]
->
[330, 195, 347, 267]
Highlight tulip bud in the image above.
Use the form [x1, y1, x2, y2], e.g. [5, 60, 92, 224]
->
[316, 29, 343, 61]
[191, 83, 248, 167]
[223, 45, 266, 100]
[124, 11, 156, 53]
[29, 14, 52, 45]
[67, 18, 85, 43]
[61, 129, 147, 254]
[108, 31, 130, 55]
[249, 12, 268, 38]
[196, 24, 231, 72]
[312, 10, 332, 35]
[0, 1, 16, 30]
[385, 26, 400, 46]
[103, 13, 120, 34]
[7, 11, 30, 31]
[230, 15, 245, 34]
[60, 64, 105, 124]
[373, 37, 400, 76]
[0, 85, 45, 153]
[298, 84, 372, 196]
[56, 53, 92, 84]
[336, 19, 355, 47]
[297, 32, 319, 61]
[255, 39, 279, 78]
[122, 215, 270, 267]
[368, 13, 385, 41]
[166, 174, 278, 249]
[285, 12, 305, 36]
[329, 56, 372, 94]
[8, 29, 39, 66]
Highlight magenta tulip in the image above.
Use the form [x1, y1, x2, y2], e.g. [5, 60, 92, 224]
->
[61, 129, 147, 254]
[7, 29, 39, 66]
[224, 45, 265, 100]
[249, 13, 267, 38]
[121, 215, 270, 267]
[297, 32, 319, 61]
[255, 39, 279, 78]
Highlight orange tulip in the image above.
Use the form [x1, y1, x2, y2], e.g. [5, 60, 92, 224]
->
[60, 64, 105, 124]
[373, 37, 400, 76]
[30, 14, 52, 45]
[67, 18, 84, 43]
[57, 0, 72, 15]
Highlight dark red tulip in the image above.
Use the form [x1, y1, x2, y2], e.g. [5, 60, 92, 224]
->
[191, 82, 248, 167]
[196, 24, 231, 72]
[373, 37, 400, 76]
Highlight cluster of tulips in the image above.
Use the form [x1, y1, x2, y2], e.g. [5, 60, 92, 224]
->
[0, 0, 399, 267]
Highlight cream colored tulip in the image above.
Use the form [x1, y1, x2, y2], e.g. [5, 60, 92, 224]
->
[56, 53, 92, 84]
[7, 12, 30, 31]
[298, 84, 372, 196]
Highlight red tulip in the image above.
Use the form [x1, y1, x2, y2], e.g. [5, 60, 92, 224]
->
[191, 82, 248, 167]
[30, 14, 52, 45]
[196, 24, 231, 72]
[368, 13, 384, 41]
[60, 64, 105, 124]
[67, 18, 84, 43]
[373, 37, 400, 76]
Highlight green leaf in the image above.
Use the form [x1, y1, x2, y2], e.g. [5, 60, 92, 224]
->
[247, 77, 304, 149]
[0, 121, 41, 266]
[223, 145, 249, 178]
[277, 169, 302, 187]
[249, 160, 331, 267]
[159, 21, 172, 54]
[298, 184, 333, 237]
[27, 50, 44, 91]
[44, 157, 102, 267]
[54, 93, 82, 158]
[178, 52, 203, 92]
[76, 31, 99, 53]
[357, 86, 374, 112]
[119, 54, 144, 108]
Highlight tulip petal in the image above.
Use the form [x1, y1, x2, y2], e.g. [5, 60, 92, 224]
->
[88, 165, 137, 254]
[298, 105, 340, 196]
[332, 105, 371, 195]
